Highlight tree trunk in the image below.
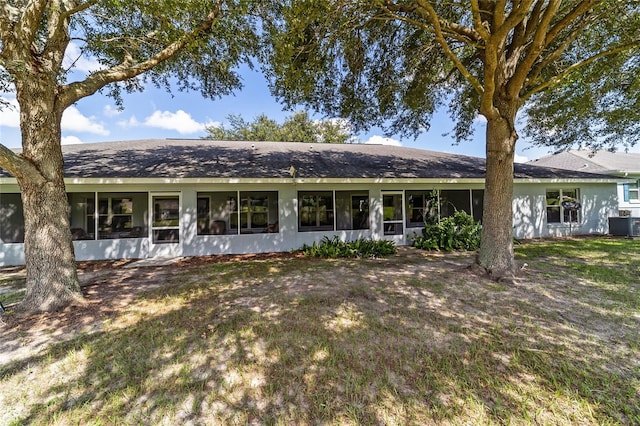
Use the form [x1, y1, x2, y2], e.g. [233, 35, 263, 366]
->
[477, 113, 518, 279]
[16, 79, 83, 313]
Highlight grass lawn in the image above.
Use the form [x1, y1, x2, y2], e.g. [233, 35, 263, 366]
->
[1, 237, 638, 425]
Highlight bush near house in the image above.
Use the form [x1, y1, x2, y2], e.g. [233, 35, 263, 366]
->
[412, 211, 481, 251]
[302, 236, 396, 258]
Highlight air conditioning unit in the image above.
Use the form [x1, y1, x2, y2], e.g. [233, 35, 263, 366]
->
[609, 216, 640, 237]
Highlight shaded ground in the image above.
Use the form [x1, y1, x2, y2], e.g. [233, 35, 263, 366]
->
[0, 252, 303, 366]
[0, 242, 638, 424]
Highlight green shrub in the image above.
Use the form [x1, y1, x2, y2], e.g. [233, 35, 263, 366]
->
[412, 211, 481, 251]
[302, 236, 396, 258]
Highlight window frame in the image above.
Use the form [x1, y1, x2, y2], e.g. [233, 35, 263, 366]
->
[298, 191, 335, 232]
[151, 194, 181, 244]
[196, 191, 278, 235]
[546, 188, 581, 225]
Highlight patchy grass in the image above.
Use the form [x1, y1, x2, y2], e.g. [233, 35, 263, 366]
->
[0, 269, 26, 306]
[1, 238, 639, 425]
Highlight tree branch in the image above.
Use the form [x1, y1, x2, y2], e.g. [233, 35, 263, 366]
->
[470, 0, 491, 40]
[526, 10, 603, 88]
[0, 143, 46, 185]
[545, 0, 600, 46]
[382, 1, 482, 45]
[491, 0, 534, 42]
[507, 0, 562, 100]
[45, 0, 98, 54]
[59, 3, 223, 108]
[17, 0, 48, 49]
[0, 3, 20, 43]
[412, 0, 486, 99]
[522, 41, 640, 101]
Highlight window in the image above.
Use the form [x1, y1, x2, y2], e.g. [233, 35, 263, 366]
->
[240, 194, 270, 234]
[623, 180, 639, 202]
[197, 191, 278, 235]
[0, 193, 24, 243]
[546, 189, 580, 224]
[336, 191, 369, 230]
[439, 190, 472, 218]
[406, 190, 438, 227]
[152, 195, 180, 243]
[98, 197, 133, 237]
[67, 192, 96, 240]
[383, 193, 404, 235]
[471, 190, 484, 223]
[299, 191, 334, 231]
[406, 189, 483, 227]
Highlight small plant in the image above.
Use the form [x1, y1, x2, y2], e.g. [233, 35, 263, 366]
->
[412, 210, 481, 251]
[302, 236, 396, 258]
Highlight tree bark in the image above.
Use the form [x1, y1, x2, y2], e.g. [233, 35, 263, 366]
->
[477, 111, 518, 279]
[16, 78, 83, 312]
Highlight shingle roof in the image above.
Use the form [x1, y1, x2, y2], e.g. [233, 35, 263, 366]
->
[529, 150, 640, 174]
[0, 139, 617, 180]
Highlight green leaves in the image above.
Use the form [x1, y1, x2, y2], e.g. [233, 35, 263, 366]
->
[302, 236, 397, 258]
[263, 1, 640, 149]
[204, 111, 353, 143]
[412, 211, 481, 252]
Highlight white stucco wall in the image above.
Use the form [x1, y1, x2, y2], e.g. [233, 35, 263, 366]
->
[513, 182, 618, 239]
[0, 179, 620, 266]
[617, 175, 640, 217]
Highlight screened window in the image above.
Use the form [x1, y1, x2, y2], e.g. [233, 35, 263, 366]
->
[299, 191, 334, 231]
[197, 191, 278, 235]
[546, 189, 580, 224]
[406, 190, 438, 227]
[407, 189, 483, 227]
[336, 191, 369, 230]
[0, 193, 24, 243]
[68, 192, 147, 240]
[152, 195, 180, 243]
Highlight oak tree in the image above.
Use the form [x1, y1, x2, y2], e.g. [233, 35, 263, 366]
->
[264, 0, 640, 278]
[0, 0, 258, 312]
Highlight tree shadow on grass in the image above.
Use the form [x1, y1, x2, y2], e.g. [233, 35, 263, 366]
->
[2, 256, 639, 424]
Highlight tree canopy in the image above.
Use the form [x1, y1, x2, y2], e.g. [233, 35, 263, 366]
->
[263, 1, 640, 278]
[205, 111, 354, 143]
[0, 0, 261, 312]
[264, 1, 640, 150]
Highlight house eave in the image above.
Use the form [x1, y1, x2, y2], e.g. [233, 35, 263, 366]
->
[513, 178, 623, 184]
[0, 176, 624, 186]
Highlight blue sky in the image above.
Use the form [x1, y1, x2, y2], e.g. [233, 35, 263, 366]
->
[0, 45, 562, 162]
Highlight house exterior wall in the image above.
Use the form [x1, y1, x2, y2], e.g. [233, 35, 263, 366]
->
[0, 179, 619, 266]
[513, 182, 618, 238]
[617, 174, 640, 216]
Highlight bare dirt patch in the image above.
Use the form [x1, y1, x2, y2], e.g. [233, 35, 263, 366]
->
[0, 252, 303, 366]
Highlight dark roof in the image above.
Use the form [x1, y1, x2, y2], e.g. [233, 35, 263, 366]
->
[529, 150, 640, 174]
[0, 139, 618, 180]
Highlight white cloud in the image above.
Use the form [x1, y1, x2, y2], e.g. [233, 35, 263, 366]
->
[103, 105, 123, 118]
[0, 97, 20, 128]
[142, 110, 211, 134]
[363, 135, 402, 146]
[117, 116, 141, 128]
[62, 106, 109, 135]
[61, 135, 83, 145]
[63, 42, 103, 73]
[514, 153, 529, 163]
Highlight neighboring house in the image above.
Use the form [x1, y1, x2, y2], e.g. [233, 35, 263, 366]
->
[529, 150, 640, 217]
[0, 139, 622, 266]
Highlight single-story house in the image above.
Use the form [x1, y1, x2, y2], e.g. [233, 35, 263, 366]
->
[530, 150, 640, 236]
[0, 139, 623, 266]
[529, 150, 640, 216]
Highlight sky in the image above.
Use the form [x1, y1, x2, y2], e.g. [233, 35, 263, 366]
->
[0, 43, 585, 163]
